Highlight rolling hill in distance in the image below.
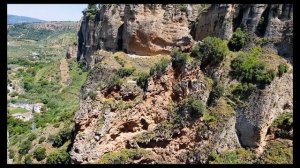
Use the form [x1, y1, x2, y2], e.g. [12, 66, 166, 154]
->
[7, 14, 46, 24]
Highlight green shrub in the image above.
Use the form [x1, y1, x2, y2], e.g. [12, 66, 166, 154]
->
[8, 116, 32, 136]
[277, 63, 288, 77]
[136, 73, 150, 92]
[150, 58, 170, 77]
[232, 83, 256, 100]
[88, 91, 97, 100]
[38, 136, 46, 144]
[116, 67, 135, 78]
[46, 150, 70, 164]
[197, 36, 229, 67]
[52, 128, 72, 148]
[230, 47, 275, 88]
[107, 75, 123, 90]
[24, 154, 32, 164]
[209, 148, 253, 164]
[207, 82, 224, 106]
[228, 28, 249, 51]
[176, 97, 205, 124]
[171, 49, 188, 74]
[114, 56, 125, 67]
[259, 140, 292, 164]
[19, 140, 32, 155]
[28, 133, 37, 141]
[52, 134, 63, 148]
[23, 81, 33, 91]
[272, 113, 293, 128]
[33, 147, 47, 161]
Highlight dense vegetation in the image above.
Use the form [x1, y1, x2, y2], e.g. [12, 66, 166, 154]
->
[228, 28, 249, 51]
[149, 58, 170, 77]
[191, 36, 229, 68]
[136, 73, 150, 92]
[175, 97, 206, 126]
[7, 21, 84, 164]
[230, 47, 275, 89]
[46, 150, 70, 164]
[33, 147, 47, 161]
[277, 63, 288, 77]
[171, 49, 188, 74]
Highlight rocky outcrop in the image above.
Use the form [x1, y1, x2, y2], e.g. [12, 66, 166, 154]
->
[193, 4, 236, 40]
[264, 4, 293, 59]
[236, 72, 293, 148]
[121, 4, 198, 56]
[77, 4, 200, 66]
[70, 57, 216, 163]
[77, 4, 293, 67]
[71, 4, 293, 164]
[193, 4, 293, 58]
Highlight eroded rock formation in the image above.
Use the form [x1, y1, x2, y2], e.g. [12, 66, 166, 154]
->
[71, 4, 293, 164]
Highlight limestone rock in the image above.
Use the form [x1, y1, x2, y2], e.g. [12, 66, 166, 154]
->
[236, 73, 293, 148]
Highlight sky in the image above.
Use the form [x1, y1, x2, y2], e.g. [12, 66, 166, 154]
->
[7, 4, 88, 21]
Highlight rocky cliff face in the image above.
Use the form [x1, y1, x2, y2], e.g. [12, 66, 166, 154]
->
[236, 72, 293, 149]
[193, 4, 293, 59]
[77, 4, 200, 66]
[77, 4, 292, 67]
[71, 4, 293, 164]
[70, 57, 218, 163]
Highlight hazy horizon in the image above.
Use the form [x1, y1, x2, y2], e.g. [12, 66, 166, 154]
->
[7, 4, 87, 21]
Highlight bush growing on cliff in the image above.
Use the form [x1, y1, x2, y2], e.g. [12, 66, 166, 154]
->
[88, 91, 97, 100]
[114, 56, 125, 67]
[277, 63, 288, 77]
[207, 82, 224, 106]
[171, 48, 188, 74]
[117, 67, 135, 78]
[33, 147, 47, 161]
[176, 97, 205, 124]
[228, 28, 249, 51]
[230, 47, 275, 88]
[232, 83, 256, 100]
[192, 36, 229, 68]
[46, 150, 70, 164]
[149, 58, 170, 77]
[51, 128, 72, 148]
[136, 73, 150, 92]
[107, 75, 123, 91]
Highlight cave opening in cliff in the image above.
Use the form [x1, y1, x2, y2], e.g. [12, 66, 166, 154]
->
[117, 24, 124, 51]
[256, 5, 271, 37]
[140, 118, 149, 130]
[233, 8, 244, 31]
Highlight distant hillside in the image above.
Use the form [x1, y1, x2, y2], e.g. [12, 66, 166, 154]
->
[7, 21, 79, 41]
[7, 14, 46, 24]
